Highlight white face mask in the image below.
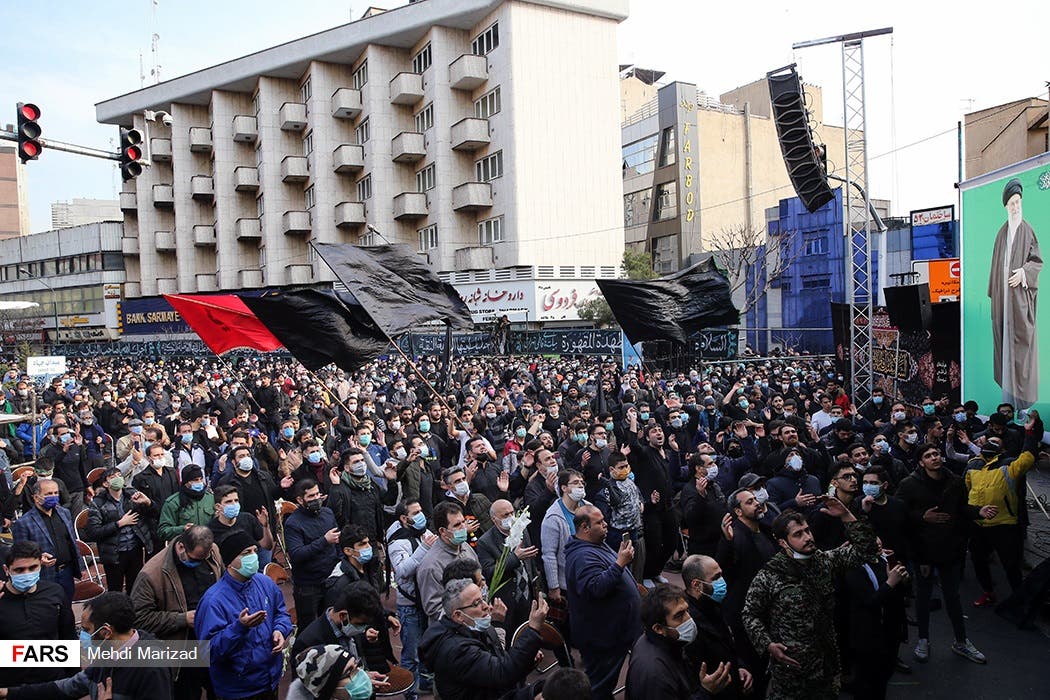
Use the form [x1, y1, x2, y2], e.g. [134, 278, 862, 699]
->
[569, 486, 586, 502]
[754, 488, 769, 504]
[787, 454, 803, 471]
[790, 549, 812, 560]
[394, 448, 407, 460]
[705, 465, 719, 481]
[672, 615, 697, 644]
[453, 481, 470, 497]
[500, 517, 514, 531]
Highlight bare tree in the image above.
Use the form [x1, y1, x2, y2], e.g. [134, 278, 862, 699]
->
[706, 223, 804, 315]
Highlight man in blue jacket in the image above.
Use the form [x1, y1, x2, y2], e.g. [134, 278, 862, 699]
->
[284, 478, 340, 630]
[195, 530, 292, 700]
[565, 504, 642, 700]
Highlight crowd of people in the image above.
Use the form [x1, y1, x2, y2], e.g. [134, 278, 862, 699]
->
[0, 350, 1044, 700]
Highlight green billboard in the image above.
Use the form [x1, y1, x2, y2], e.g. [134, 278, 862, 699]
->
[961, 154, 1050, 412]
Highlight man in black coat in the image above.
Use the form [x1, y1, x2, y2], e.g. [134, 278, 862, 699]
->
[284, 479, 340, 630]
[290, 582, 384, 674]
[476, 499, 539, 637]
[680, 454, 727, 557]
[419, 578, 547, 700]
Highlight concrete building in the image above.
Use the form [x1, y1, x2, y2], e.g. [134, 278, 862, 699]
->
[0, 145, 30, 239]
[620, 75, 849, 271]
[51, 198, 122, 230]
[0, 221, 126, 345]
[965, 97, 1049, 179]
[95, 0, 627, 328]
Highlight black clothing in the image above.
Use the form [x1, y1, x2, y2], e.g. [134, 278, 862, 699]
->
[43, 507, 76, 567]
[625, 630, 705, 700]
[684, 594, 747, 700]
[896, 468, 980, 565]
[217, 469, 279, 527]
[207, 513, 264, 546]
[0, 580, 76, 687]
[326, 475, 388, 542]
[680, 479, 727, 556]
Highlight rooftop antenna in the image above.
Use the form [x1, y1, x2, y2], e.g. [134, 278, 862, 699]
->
[150, 0, 161, 84]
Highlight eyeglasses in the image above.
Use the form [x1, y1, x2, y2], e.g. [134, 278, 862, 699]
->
[457, 597, 487, 611]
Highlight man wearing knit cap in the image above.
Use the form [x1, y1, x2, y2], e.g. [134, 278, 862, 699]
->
[195, 529, 293, 700]
[989, 177, 1042, 409]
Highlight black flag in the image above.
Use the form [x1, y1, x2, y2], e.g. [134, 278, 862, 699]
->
[312, 242, 473, 337]
[596, 257, 740, 345]
[239, 289, 390, 372]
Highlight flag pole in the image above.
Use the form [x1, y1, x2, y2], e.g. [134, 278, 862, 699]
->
[303, 367, 361, 423]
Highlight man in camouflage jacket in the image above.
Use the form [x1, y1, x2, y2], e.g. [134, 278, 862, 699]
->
[741, 496, 876, 699]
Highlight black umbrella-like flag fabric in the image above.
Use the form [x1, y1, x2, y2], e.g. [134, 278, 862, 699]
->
[595, 257, 740, 345]
[311, 242, 474, 337]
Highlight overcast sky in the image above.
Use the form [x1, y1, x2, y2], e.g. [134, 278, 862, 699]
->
[3, 0, 1045, 233]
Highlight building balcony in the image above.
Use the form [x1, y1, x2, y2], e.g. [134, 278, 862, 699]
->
[334, 201, 366, 228]
[286, 264, 313, 285]
[234, 166, 260, 191]
[189, 127, 212, 152]
[193, 225, 216, 247]
[239, 269, 264, 287]
[195, 273, 218, 292]
[449, 54, 488, 90]
[124, 281, 141, 298]
[450, 118, 490, 151]
[121, 237, 139, 256]
[452, 182, 493, 211]
[331, 88, 362, 118]
[190, 175, 214, 201]
[157, 278, 178, 295]
[119, 191, 137, 211]
[455, 246, 495, 271]
[333, 144, 364, 173]
[391, 131, 426, 163]
[153, 184, 174, 208]
[392, 192, 428, 220]
[279, 102, 308, 131]
[150, 137, 172, 162]
[236, 217, 262, 241]
[232, 115, 258, 142]
[389, 72, 424, 106]
[281, 156, 309, 182]
[282, 210, 311, 235]
[155, 231, 176, 252]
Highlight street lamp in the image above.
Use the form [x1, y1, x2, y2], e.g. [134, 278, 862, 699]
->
[18, 267, 60, 347]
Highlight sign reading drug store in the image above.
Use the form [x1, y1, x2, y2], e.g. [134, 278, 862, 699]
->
[454, 279, 603, 323]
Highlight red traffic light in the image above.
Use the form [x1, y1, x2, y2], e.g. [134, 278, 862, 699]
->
[19, 103, 40, 121]
[125, 145, 142, 161]
[21, 141, 40, 158]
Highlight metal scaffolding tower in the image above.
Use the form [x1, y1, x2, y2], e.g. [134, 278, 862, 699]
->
[793, 27, 892, 406]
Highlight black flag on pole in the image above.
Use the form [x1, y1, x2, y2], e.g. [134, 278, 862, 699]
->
[238, 289, 390, 372]
[595, 257, 740, 345]
[312, 242, 473, 337]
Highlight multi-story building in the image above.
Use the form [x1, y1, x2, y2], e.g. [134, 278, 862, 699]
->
[620, 75, 850, 272]
[0, 221, 126, 345]
[0, 145, 30, 239]
[95, 0, 627, 331]
[51, 198, 122, 230]
[965, 97, 1049, 179]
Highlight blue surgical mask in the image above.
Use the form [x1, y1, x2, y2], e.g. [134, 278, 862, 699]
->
[282, 427, 295, 439]
[923, 404, 935, 416]
[42, 495, 61, 510]
[79, 629, 94, 649]
[222, 503, 241, 519]
[708, 576, 728, 603]
[954, 412, 966, 423]
[411, 512, 427, 530]
[604, 422, 614, 431]
[10, 571, 40, 592]
[180, 433, 193, 444]
[236, 552, 259, 578]
[516, 427, 527, 439]
[419, 419, 431, 433]
[344, 670, 374, 700]
[595, 438, 608, 449]
[357, 546, 373, 563]
[862, 483, 883, 499]
[670, 418, 682, 429]
[420, 444, 430, 458]
[872, 395, 883, 405]
[189, 481, 205, 492]
[464, 612, 492, 632]
[306, 451, 322, 464]
[640, 412, 650, 421]
[450, 528, 468, 545]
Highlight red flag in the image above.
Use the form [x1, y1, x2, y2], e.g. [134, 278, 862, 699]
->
[163, 294, 283, 355]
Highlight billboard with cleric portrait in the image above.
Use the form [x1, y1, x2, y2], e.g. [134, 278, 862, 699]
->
[960, 153, 1050, 413]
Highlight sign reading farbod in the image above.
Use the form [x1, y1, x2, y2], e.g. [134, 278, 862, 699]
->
[960, 155, 1050, 412]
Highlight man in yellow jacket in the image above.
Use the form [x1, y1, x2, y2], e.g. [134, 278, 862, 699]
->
[966, 410, 1043, 607]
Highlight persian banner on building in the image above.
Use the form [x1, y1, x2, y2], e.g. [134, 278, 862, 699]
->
[960, 155, 1050, 412]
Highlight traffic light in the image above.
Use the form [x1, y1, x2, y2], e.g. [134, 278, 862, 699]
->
[16, 102, 42, 163]
[119, 127, 144, 181]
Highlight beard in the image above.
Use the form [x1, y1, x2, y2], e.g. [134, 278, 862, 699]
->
[1008, 209, 1023, 234]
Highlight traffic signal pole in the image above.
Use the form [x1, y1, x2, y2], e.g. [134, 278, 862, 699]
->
[0, 129, 121, 161]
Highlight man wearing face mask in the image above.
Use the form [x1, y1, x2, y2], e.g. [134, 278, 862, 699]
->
[742, 500, 876, 699]
[565, 504, 640, 699]
[680, 453, 728, 557]
[416, 502, 480, 624]
[195, 532, 292, 700]
[217, 444, 280, 545]
[84, 467, 155, 593]
[131, 525, 221, 700]
[156, 465, 215, 542]
[477, 499, 539, 637]
[12, 478, 82, 601]
[420, 577, 547, 700]
[626, 585, 733, 699]
[765, 446, 822, 514]
[681, 555, 754, 699]
[132, 442, 180, 552]
[0, 541, 76, 689]
[285, 479, 341, 630]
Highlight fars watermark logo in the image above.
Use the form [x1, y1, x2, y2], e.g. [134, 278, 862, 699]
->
[0, 641, 80, 667]
[1038, 170, 1050, 191]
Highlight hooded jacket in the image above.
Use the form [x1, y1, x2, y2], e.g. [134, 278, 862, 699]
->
[765, 464, 822, 513]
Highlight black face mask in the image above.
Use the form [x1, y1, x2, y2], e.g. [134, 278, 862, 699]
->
[303, 499, 323, 514]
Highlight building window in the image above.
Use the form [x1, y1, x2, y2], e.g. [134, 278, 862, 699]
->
[471, 23, 499, 55]
[304, 185, 315, 210]
[252, 93, 260, 115]
[352, 61, 369, 89]
[623, 190, 652, 228]
[355, 118, 370, 145]
[357, 174, 372, 201]
[303, 131, 314, 156]
[416, 164, 436, 192]
[653, 181, 678, 221]
[622, 134, 659, 177]
[412, 43, 432, 74]
[801, 276, 831, 289]
[475, 151, 503, 182]
[300, 78, 312, 103]
[479, 216, 504, 245]
[359, 232, 376, 247]
[474, 87, 501, 119]
[658, 127, 676, 167]
[103, 252, 124, 270]
[803, 236, 827, 255]
[418, 224, 438, 251]
[256, 194, 265, 217]
[414, 103, 434, 133]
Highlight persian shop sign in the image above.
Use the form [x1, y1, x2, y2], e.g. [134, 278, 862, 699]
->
[454, 280, 603, 322]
